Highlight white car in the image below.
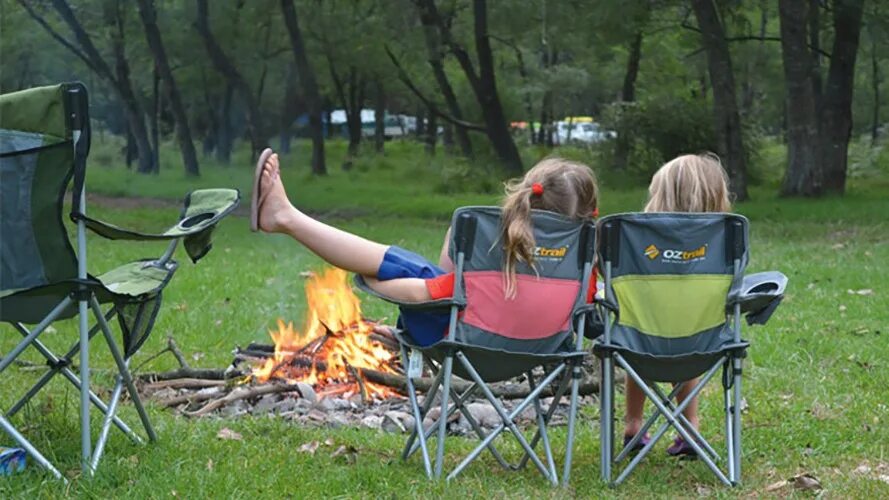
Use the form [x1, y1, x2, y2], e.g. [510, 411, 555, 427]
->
[556, 122, 616, 144]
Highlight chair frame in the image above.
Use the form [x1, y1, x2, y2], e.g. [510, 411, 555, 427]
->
[390, 211, 595, 486]
[0, 85, 169, 481]
[596, 217, 746, 487]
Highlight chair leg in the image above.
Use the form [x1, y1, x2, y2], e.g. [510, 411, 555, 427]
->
[600, 354, 614, 483]
[724, 377, 735, 484]
[519, 368, 571, 470]
[650, 384, 721, 462]
[0, 413, 66, 482]
[78, 296, 92, 475]
[400, 345, 433, 478]
[89, 298, 157, 442]
[90, 376, 124, 471]
[402, 364, 444, 460]
[732, 358, 743, 484]
[434, 353, 454, 479]
[562, 362, 581, 486]
[527, 370, 557, 481]
[0, 297, 72, 373]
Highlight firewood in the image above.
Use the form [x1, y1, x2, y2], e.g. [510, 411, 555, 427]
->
[143, 378, 226, 391]
[186, 383, 301, 417]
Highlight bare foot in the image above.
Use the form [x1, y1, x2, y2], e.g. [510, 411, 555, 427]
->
[257, 153, 296, 233]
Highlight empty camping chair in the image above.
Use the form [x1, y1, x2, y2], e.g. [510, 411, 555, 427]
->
[0, 83, 239, 480]
[355, 206, 596, 485]
[594, 213, 786, 486]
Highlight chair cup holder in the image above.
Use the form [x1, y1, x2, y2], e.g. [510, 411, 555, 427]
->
[177, 212, 215, 230]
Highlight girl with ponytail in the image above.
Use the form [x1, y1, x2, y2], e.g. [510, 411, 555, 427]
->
[251, 150, 598, 346]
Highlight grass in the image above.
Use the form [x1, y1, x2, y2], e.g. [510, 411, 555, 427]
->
[2, 140, 889, 498]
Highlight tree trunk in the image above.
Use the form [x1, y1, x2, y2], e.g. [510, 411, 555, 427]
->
[330, 65, 365, 170]
[470, 0, 523, 173]
[374, 79, 385, 153]
[872, 33, 881, 146]
[137, 0, 199, 176]
[692, 0, 749, 201]
[416, 2, 473, 158]
[809, 0, 823, 112]
[216, 84, 234, 164]
[425, 109, 437, 155]
[280, 0, 327, 175]
[778, 0, 823, 196]
[415, 105, 426, 140]
[442, 123, 455, 153]
[820, 0, 865, 194]
[151, 65, 161, 173]
[194, 0, 264, 159]
[613, 31, 643, 171]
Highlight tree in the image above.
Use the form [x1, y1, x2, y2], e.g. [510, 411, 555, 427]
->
[194, 0, 265, 159]
[418, 0, 523, 173]
[135, 0, 199, 176]
[692, 0, 749, 201]
[820, 0, 866, 193]
[20, 0, 155, 174]
[778, 0, 823, 196]
[280, 0, 327, 176]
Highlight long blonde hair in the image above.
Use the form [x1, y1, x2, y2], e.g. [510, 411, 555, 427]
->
[500, 157, 598, 298]
[644, 153, 731, 213]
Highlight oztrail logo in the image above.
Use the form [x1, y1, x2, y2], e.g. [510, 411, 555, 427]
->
[644, 244, 660, 260]
[534, 246, 567, 258]
[644, 244, 707, 262]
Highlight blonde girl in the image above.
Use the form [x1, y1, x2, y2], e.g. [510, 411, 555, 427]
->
[250, 150, 598, 346]
[624, 153, 732, 457]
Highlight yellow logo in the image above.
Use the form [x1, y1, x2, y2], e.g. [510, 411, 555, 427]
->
[644, 244, 660, 260]
[534, 246, 568, 258]
[645, 243, 708, 261]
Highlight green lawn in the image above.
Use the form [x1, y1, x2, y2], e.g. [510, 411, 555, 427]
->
[2, 142, 889, 498]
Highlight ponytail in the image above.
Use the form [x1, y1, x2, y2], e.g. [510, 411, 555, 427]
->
[500, 182, 537, 299]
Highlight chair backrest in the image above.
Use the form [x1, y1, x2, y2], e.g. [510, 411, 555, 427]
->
[448, 206, 595, 354]
[598, 212, 748, 358]
[0, 83, 88, 293]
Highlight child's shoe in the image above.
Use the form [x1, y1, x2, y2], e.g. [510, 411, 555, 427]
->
[622, 433, 651, 453]
[666, 437, 698, 459]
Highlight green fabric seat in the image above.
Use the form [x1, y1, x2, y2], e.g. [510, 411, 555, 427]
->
[0, 82, 240, 481]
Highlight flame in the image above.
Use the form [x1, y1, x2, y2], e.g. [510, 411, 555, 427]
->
[252, 268, 398, 399]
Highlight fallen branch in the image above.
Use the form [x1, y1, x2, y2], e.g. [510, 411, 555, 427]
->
[143, 378, 226, 391]
[138, 367, 228, 382]
[186, 383, 300, 417]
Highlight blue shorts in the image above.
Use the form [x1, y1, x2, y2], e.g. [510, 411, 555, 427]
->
[377, 246, 449, 346]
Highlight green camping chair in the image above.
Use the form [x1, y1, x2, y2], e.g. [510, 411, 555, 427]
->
[594, 213, 786, 486]
[0, 83, 240, 480]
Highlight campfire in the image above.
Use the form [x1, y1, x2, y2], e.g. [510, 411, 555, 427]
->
[250, 268, 400, 400]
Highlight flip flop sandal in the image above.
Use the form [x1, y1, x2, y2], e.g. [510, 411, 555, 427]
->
[250, 148, 275, 232]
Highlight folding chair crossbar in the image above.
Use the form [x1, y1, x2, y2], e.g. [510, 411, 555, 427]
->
[9, 319, 141, 443]
[449, 352, 566, 484]
[615, 354, 731, 486]
[403, 353, 512, 471]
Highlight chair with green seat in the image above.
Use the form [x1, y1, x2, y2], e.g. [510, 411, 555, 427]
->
[0, 82, 240, 480]
[594, 212, 786, 487]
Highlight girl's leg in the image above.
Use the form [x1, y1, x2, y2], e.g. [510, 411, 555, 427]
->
[257, 152, 387, 276]
[624, 375, 646, 437]
[675, 377, 700, 430]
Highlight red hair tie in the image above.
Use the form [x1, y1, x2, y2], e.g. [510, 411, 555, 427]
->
[592, 208, 599, 218]
[531, 183, 544, 196]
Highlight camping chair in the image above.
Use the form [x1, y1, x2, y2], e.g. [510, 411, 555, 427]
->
[355, 206, 596, 485]
[594, 213, 786, 486]
[0, 83, 240, 480]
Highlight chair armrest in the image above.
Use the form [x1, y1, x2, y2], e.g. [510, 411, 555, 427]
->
[73, 188, 240, 262]
[353, 274, 463, 313]
[727, 271, 788, 325]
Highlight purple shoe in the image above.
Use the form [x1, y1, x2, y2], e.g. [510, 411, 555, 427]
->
[666, 437, 698, 459]
[622, 433, 651, 453]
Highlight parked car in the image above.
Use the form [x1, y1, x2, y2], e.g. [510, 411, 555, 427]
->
[555, 121, 616, 145]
